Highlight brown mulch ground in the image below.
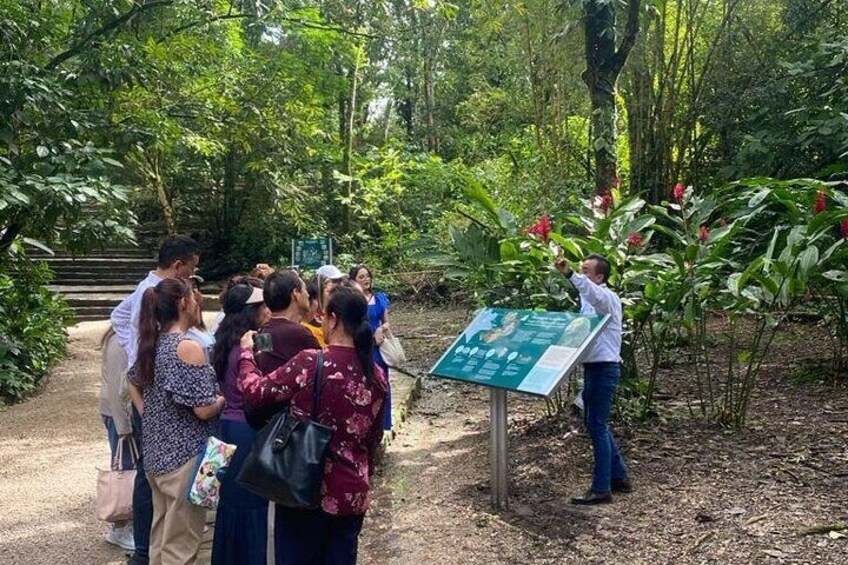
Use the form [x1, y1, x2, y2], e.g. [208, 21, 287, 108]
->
[360, 305, 848, 564]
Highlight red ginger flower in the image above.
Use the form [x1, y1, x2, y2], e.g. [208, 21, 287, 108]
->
[673, 182, 685, 203]
[699, 224, 710, 243]
[814, 190, 827, 214]
[598, 192, 613, 215]
[626, 232, 645, 248]
[526, 213, 552, 242]
[840, 218, 848, 239]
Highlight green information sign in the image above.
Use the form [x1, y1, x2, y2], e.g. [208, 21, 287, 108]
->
[429, 308, 610, 397]
[291, 237, 333, 270]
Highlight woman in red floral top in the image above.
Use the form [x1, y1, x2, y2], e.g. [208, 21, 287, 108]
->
[238, 286, 387, 564]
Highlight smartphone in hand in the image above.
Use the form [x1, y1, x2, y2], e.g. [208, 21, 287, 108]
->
[252, 332, 273, 352]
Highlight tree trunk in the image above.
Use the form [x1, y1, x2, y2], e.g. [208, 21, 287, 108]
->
[582, 0, 641, 195]
[341, 45, 362, 234]
[143, 150, 176, 234]
[421, 14, 439, 153]
[423, 55, 437, 153]
[400, 67, 415, 139]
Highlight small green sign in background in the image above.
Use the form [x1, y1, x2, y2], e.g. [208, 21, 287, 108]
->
[429, 308, 610, 397]
[291, 237, 333, 270]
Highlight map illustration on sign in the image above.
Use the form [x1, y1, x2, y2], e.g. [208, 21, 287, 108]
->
[291, 237, 333, 270]
[429, 308, 610, 397]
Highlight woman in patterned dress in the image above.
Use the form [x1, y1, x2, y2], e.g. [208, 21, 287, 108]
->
[238, 287, 387, 564]
[128, 278, 225, 565]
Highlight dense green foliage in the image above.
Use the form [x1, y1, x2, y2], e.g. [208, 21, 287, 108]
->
[2, 1, 847, 406]
[439, 178, 848, 426]
[0, 251, 73, 402]
[3, 1, 846, 267]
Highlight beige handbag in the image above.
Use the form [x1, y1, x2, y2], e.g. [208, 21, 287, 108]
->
[96, 436, 138, 522]
[379, 328, 407, 369]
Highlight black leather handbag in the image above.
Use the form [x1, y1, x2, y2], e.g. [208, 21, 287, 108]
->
[236, 350, 334, 508]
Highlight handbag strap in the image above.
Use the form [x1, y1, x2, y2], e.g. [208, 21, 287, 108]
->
[113, 439, 124, 471]
[112, 435, 139, 471]
[310, 349, 324, 420]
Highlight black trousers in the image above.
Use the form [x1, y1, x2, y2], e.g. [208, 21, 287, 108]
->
[274, 506, 365, 565]
[131, 406, 154, 562]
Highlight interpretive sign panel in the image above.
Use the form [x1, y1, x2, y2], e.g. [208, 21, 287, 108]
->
[291, 237, 333, 270]
[429, 308, 610, 397]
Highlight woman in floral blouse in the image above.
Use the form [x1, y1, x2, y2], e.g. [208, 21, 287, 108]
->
[127, 278, 225, 565]
[238, 286, 387, 564]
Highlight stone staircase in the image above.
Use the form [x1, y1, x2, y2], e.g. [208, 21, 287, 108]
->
[27, 228, 225, 321]
[30, 245, 158, 321]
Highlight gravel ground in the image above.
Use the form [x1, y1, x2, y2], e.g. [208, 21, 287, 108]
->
[359, 306, 848, 565]
[0, 320, 127, 565]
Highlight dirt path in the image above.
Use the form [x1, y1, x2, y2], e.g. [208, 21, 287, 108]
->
[359, 307, 848, 565]
[2, 306, 846, 564]
[0, 320, 127, 565]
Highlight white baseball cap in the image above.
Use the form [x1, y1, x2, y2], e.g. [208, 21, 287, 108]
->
[315, 265, 345, 280]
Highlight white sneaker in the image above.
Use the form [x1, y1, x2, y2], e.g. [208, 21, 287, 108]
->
[105, 524, 135, 552]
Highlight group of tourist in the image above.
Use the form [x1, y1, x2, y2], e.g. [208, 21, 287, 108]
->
[97, 234, 633, 565]
[98, 235, 392, 565]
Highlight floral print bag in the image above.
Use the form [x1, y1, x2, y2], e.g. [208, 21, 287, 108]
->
[186, 436, 237, 509]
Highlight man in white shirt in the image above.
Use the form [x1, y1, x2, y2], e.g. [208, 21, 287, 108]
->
[556, 253, 631, 505]
[111, 236, 200, 369]
[110, 234, 199, 565]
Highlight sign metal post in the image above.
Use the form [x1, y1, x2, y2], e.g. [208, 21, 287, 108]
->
[490, 388, 509, 510]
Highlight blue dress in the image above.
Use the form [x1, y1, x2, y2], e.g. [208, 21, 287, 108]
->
[211, 347, 268, 565]
[368, 292, 392, 430]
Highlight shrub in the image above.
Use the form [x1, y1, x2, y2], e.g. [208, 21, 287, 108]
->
[0, 253, 73, 402]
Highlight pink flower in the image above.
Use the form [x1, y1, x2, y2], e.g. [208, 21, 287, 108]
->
[345, 413, 371, 436]
[612, 176, 622, 188]
[814, 190, 827, 214]
[295, 369, 310, 386]
[673, 182, 685, 203]
[345, 380, 372, 406]
[526, 213, 552, 242]
[699, 224, 710, 243]
[840, 218, 848, 239]
[323, 496, 339, 514]
[626, 232, 645, 248]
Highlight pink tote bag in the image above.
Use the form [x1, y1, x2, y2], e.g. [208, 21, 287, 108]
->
[96, 437, 137, 522]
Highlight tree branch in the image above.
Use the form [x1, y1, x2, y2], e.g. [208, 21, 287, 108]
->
[46, 0, 175, 70]
[612, 0, 641, 76]
[157, 13, 253, 43]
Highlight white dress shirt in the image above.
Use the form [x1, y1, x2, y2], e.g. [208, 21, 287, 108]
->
[569, 272, 622, 363]
[110, 271, 163, 367]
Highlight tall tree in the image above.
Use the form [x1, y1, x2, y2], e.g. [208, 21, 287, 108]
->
[581, 0, 641, 195]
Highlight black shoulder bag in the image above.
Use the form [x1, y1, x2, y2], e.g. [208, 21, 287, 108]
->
[236, 350, 334, 508]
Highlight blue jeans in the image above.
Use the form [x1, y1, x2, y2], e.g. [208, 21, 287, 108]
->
[131, 406, 153, 563]
[583, 363, 629, 492]
[274, 506, 365, 565]
[102, 415, 136, 470]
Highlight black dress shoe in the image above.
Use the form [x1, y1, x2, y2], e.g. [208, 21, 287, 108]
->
[570, 490, 613, 505]
[611, 478, 633, 493]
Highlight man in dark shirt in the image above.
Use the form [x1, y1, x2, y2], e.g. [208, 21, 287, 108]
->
[257, 270, 320, 374]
